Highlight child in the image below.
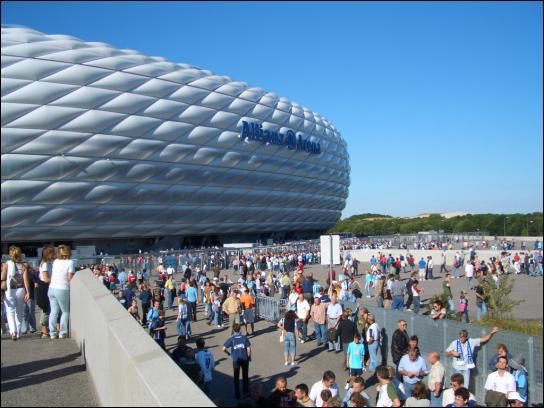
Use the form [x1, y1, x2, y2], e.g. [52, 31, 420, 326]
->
[345, 334, 366, 390]
[153, 310, 167, 349]
[195, 338, 215, 393]
[321, 389, 333, 407]
[376, 366, 401, 407]
[459, 290, 469, 323]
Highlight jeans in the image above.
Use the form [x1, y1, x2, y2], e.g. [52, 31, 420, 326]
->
[187, 301, 197, 321]
[392, 295, 404, 311]
[22, 298, 36, 333]
[296, 319, 308, 341]
[404, 382, 416, 399]
[377, 297, 384, 308]
[430, 391, 442, 407]
[176, 318, 191, 337]
[233, 359, 250, 399]
[283, 331, 296, 356]
[328, 318, 340, 351]
[448, 298, 455, 313]
[467, 277, 473, 289]
[165, 291, 172, 310]
[477, 302, 487, 321]
[453, 267, 460, 279]
[413, 297, 420, 314]
[368, 341, 380, 371]
[4, 288, 25, 337]
[48, 288, 70, 337]
[314, 322, 327, 346]
[204, 303, 211, 319]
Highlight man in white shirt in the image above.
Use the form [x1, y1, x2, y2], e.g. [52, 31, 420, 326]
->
[326, 295, 343, 352]
[445, 327, 499, 389]
[296, 293, 311, 343]
[465, 261, 474, 290]
[309, 370, 339, 407]
[442, 373, 477, 406]
[484, 356, 516, 396]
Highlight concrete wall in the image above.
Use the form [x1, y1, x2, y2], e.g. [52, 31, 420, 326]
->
[343, 249, 541, 266]
[70, 269, 215, 407]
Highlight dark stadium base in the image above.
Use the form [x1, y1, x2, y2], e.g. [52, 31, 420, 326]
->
[1, 230, 324, 256]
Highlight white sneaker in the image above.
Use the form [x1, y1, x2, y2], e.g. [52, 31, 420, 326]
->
[285, 361, 289, 366]
[345, 383, 350, 390]
[290, 361, 295, 366]
[217, 325, 222, 328]
[300, 339, 305, 344]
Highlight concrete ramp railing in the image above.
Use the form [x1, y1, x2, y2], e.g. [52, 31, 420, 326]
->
[70, 269, 215, 407]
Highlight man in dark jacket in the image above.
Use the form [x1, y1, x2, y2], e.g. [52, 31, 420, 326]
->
[336, 311, 359, 368]
[404, 272, 416, 311]
[391, 319, 410, 376]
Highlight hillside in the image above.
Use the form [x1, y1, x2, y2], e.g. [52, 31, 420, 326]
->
[329, 212, 543, 237]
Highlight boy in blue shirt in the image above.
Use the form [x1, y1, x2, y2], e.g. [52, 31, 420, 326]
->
[345, 334, 366, 390]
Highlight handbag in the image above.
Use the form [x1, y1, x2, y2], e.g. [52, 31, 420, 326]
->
[327, 328, 337, 342]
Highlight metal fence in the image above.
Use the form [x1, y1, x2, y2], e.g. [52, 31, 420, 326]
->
[254, 296, 543, 406]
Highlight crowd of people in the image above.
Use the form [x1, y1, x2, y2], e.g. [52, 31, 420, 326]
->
[1, 242, 540, 407]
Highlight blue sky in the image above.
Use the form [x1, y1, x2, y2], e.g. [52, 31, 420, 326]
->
[2, 1, 542, 219]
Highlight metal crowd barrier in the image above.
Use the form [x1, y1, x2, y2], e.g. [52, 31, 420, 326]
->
[251, 296, 543, 406]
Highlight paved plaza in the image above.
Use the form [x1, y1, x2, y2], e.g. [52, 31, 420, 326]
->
[157, 262, 542, 406]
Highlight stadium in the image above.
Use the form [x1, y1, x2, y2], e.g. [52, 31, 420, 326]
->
[1, 25, 350, 252]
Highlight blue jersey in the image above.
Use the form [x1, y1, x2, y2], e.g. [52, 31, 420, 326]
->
[196, 349, 215, 382]
[224, 333, 250, 362]
[347, 342, 365, 369]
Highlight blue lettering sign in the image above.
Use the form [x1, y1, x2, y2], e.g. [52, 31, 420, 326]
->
[240, 121, 321, 154]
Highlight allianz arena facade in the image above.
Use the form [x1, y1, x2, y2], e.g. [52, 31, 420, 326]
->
[1, 26, 350, 247]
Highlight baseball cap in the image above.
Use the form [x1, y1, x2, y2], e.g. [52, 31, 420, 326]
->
[314, 294, 322, 299]
[507, 392, 526, 403]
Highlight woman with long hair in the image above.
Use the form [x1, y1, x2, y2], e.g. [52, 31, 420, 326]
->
[278, 309, 298, 366]
[1, 245, 31, 340]
[48, 244, 75, 339]
[37, 245, 56, 338]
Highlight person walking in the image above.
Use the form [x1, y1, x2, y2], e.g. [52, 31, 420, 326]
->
[222, 323, 251, 400]
[426, 256, 434, 280]
[296, 292, 311, 343]
[185, 280, 198, 321]
[440, 250, 448, 274]
[404, 272, 416, 311]
[176, 296, 191, 339]
[465, 261, 474, 290]
[223, 289, 242, 335]
[418, 258, 426, 281]
[36, 245, 55, 338]
[1, 245, 31, 341]
[240, 286, 256, 336]
[48, 244, 75, 339]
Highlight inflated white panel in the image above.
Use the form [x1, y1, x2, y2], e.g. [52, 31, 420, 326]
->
[1, 25, 350, 241]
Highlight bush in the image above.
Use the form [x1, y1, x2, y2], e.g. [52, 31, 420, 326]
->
[481, 275, 524, 320]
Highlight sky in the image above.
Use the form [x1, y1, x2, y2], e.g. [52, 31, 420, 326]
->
[2, 1, 543, 219]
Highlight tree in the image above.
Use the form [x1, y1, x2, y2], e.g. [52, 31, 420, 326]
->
[482, 275, 524, 320]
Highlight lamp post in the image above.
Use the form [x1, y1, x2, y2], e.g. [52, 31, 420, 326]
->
[527, 219, 534, 236]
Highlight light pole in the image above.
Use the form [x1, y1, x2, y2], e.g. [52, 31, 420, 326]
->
[528, 219, 534, 236]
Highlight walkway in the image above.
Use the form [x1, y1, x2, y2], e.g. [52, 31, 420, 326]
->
[1, 331, 98, 407]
